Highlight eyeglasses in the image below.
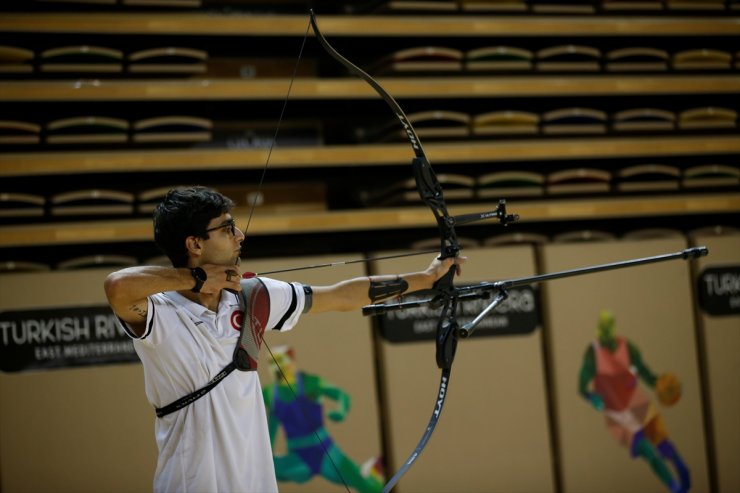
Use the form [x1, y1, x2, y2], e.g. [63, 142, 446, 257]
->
[205, 218, 237, 237]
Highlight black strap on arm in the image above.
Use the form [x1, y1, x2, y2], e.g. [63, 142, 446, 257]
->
[155, 278, 270, 417]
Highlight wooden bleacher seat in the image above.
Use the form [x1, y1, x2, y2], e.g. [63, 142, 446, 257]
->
[57, 254, 138, 270]
[136, 186, 184, 214]
[483, 232, 549, 246]
[472, 111, 539, 136]
[0, 260, 51, 273]
[527, 0, 597, 13]
[39, 45, 123, 73]
[541, 107, 607, 134]
[459, 0, 528, 10]
[402, 110, 470, 140]
[50, 189, 135, 216]
[36, 0, 116, 4]
[359, 0, 459, 13]
[477, 171, 545, 198]
[368, 47, 464, 75]
[552, 230, 616, 243]
[0, 192, 45, 218]
[128, 47, 208, 74]
[361, 174, 474, 206]
[616, 164, 681, 192]
[612, 108, 676, 132]
[678, 107, 737, 130]
[45, 116, 129, 144]
[547, 168, 612, 194]
[536, 45, 602, 72]
[605, 47, 669, 72]
[132, 116, 213, 143]
[0, 46, 34, 73]
[37, 0, 116, 4]
[358, 110, 471, 143]
[682, 164, 740, 188]
[673, 49, 732, 70]
[122, 0, 201, 7]
[600, 0, 663, 9]
[0, 120, 41, 145]
[465, 46, 534, 72]
[665, 0, 726, 10]
[622, 228, 684, 240]
[688, 225, 739, 239]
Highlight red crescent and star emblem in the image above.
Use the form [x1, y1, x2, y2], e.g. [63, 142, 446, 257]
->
[230, 310, 244, 331]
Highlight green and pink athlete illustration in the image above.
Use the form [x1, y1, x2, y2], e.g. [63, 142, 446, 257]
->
[579, 310, 690, 493]
[263, 346, 384, 493]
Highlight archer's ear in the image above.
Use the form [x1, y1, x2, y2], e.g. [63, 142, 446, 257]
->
[185, 235, 203, 256]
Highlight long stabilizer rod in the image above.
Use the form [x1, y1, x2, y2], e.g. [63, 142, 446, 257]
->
[457, 246, 708, 337]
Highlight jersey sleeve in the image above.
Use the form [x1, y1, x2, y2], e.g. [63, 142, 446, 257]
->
[115, 292, 169, 344]
[259, 278, 307, 332]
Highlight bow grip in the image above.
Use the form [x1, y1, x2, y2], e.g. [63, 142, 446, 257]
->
[432, 261, 457, 292]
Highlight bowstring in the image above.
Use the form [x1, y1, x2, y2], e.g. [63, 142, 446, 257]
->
[240, 15, 352, 493]
[241, 19, 308, 241]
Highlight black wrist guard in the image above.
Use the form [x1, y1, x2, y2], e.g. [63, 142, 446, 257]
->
[368, 276, 409, 302]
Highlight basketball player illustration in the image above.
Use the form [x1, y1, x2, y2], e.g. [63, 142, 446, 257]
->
[578, 310, 690, 493]
[263, 346, 383, 493]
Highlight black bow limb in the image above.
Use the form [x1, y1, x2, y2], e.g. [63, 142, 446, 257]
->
[307, 10, 521, 492]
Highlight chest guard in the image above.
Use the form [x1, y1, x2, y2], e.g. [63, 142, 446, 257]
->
[233, 277, 271, 371]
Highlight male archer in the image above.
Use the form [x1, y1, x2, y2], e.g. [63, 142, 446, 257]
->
[263, 345, 384, 493]
[578, 310, 691, 493]
[104, 186, 462, 493]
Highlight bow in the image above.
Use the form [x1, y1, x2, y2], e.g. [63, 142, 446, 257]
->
[308, 10, 517, 492]
[245, 11, 517, 492]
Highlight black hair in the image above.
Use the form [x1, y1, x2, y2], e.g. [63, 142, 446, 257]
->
[153, 186, 235, 267]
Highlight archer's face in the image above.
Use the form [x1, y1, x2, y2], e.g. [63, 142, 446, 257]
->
[200, 213, 244, 266]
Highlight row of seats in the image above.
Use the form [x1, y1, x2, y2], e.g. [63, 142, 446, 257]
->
[364, 0, 738, 13]
[360, 164, 740, 205]
[18, 0, 740, 13]
[1, 224, 735, 273]
[357, 106, 738, 142]
[1, 164, 736, 220]
[0, 116, 212, 145]
[369, 46, 739, 75]
[0, 182, 328, 219]
[3, 44, 737, 76]
[3, 105, 731, 147]
[0, 45, 207, 75]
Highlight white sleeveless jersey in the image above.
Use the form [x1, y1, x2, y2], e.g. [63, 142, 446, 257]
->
[118, 278, 306, 493]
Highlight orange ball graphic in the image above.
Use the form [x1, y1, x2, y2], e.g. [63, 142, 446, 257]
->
[656, 373, 682, 406]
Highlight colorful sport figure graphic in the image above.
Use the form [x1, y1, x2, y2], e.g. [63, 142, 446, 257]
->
[263, 346, 384, 493]
[578, 311, 691, 493]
